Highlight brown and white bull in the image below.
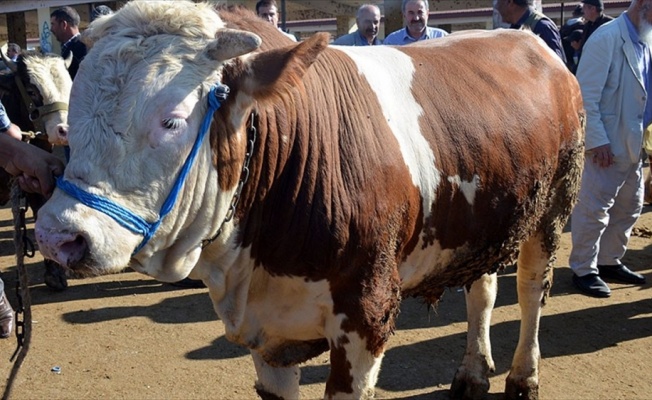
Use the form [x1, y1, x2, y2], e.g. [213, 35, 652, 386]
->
[35, 2, 584, 399]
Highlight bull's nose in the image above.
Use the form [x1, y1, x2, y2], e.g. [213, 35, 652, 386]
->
[56, 123, 69, 145]
[35, 226, 87, 268]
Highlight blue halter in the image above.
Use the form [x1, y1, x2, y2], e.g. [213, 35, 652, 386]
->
[56, 84, 230, 255]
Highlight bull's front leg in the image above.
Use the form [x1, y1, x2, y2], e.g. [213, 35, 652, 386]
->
[504, 234, 551, 400]
[325, 325, 385, 400]
[323, 268, 399, 400]
[251, 351, 300, 400]
[450, 272, 497, 400]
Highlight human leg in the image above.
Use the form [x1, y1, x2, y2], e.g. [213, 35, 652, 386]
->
[0, 278, 13, 338]
[598, 159, 644, 265]
[597, 159, 646, 284]
[568, 158, 621, 277]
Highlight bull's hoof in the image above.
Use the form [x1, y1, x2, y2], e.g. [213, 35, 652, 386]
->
[450, 366, 490, 400]
[504, 375, 538, 400]
[44, 261, 68, 291]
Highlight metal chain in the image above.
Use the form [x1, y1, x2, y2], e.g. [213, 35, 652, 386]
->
[4, 182, 34, 400]
[11, 187, 32, 360]
[202, 112, 256, 248]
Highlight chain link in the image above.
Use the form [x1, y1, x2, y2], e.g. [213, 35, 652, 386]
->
[19, 207, 35, 258]
[202, 112, 256, 248]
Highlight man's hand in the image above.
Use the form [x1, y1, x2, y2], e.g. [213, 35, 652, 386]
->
[589, 144, 614, 168]
[1, 137, 64, 197]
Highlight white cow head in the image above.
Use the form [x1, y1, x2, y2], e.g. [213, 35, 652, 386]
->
[2, 51, 72, 145]
[35, 0, 327, 282]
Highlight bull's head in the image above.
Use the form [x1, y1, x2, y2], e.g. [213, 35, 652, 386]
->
[0, 50, 72, 145]
[35, 0, 327, 283]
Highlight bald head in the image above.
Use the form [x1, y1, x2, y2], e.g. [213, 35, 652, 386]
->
[356, 4, 381, 43]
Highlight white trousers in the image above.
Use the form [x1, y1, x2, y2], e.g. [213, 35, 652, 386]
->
[569, 155, 644, 277]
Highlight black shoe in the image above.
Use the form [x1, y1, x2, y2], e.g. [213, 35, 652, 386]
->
[0, 293, 14, 339]
[572, 273, 611, 298]
[169, 277, 206, 289]
[598, 264, 646, 285]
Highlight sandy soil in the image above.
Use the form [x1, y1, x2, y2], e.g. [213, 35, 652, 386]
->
[0, 197, 650, 400]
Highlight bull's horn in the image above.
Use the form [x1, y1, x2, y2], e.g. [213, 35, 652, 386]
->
[63, 51, 73, 69]
[206, 29, 261, 62]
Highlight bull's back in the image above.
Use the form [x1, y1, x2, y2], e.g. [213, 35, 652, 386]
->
[334, 30, 584, 293]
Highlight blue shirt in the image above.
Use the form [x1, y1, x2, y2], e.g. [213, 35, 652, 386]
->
[624, 12, 652, 127]
[333, 31, 382, 46]
[383, 26, 448, 45]
[0, 101, 10, 132]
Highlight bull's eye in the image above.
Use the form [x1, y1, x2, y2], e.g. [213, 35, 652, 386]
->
[162, 118, 184, 130]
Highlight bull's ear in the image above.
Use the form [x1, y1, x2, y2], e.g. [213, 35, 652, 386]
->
[205, 29, 261, 61]
[240, 32, 329, 98]
[63, 51, 73, 69]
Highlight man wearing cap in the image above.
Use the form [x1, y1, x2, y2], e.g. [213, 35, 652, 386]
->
[565, 29, 584, 73]
[569, 0, 652, 297]
[581, 0, 614, 46]
[560, 4, 585, 67]
[496, 0, 566, 62]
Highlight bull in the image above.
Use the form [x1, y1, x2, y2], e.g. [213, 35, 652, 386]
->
[35, 2, 584, 399]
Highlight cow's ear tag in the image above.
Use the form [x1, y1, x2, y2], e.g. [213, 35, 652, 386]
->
[206, 29, 261, 62]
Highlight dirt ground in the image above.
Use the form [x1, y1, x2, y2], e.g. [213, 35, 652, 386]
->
[0, 193, 650, 400]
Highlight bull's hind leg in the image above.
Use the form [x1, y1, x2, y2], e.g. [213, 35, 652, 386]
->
[251, 351, 300, 400]
[504, 233, 552, 400]
[450, 273, 497, 400]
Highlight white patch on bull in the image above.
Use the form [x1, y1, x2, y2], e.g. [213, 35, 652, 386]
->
[196, 246, 332, 345]
[332, 46, 441, 215]
[399, 238, 461, 290]
[339, 332, 384, 398]
[447, 174, 480, 206]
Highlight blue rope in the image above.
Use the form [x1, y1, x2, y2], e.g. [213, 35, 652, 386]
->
[56, 84, 230, 255]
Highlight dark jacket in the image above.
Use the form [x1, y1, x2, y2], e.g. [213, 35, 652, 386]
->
[583, 14, 614, 46]
[61, 34, 87, 79]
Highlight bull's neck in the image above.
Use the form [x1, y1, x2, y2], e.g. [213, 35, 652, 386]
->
[202, 111, 257, 248]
